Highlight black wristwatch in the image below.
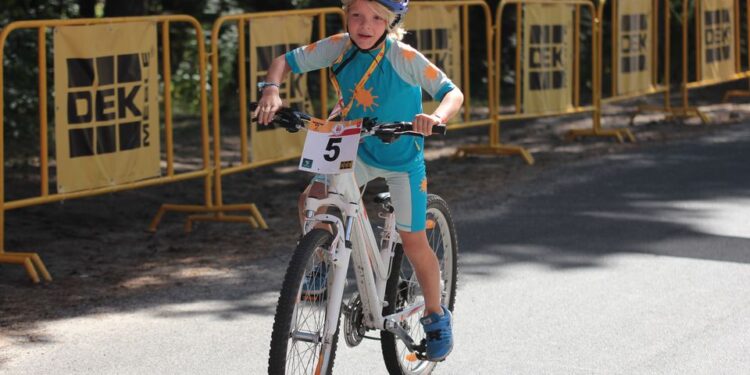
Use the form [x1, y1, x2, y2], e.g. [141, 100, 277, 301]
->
[257, 81, 280, 92]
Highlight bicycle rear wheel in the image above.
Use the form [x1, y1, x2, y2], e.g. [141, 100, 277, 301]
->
[380, 194, 459, 374]
[268, 229, 341, 374]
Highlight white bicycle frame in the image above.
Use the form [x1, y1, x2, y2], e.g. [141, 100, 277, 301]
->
[302, 172, 426, 371]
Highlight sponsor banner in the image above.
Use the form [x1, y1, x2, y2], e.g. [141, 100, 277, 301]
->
[53, 22, 160, 193]
[701, 0, 735, 81]
[616, 0, 654, 95]
[523, 4, 574, 114]
[405, 5, 462, 116]
[249, 16, 310, 162]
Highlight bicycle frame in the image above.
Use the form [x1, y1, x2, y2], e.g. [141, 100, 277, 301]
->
[302, 172, 427, 359]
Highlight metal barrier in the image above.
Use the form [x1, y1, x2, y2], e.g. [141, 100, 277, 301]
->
[675, 0, 746, 123]
[460, 0, 602, 164]
[0, 15, 210, 283]
[721, 0, 750, 102]
[597, 0, 670, 131]
[409, 1, 503, 130]
[566, 0, 635, 143]
[149, 8, 346, 231]
[451, 0, 534, 165]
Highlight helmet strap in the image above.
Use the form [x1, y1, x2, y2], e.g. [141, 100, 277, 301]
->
[390, 14, 402, 29]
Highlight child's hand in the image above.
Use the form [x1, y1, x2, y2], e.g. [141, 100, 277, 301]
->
[254, 89, 283, 125]
[413, 113, 442, 136]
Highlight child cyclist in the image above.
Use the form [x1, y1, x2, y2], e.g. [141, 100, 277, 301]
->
[255, 0, 463, 362]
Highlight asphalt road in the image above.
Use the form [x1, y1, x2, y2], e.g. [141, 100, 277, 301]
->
[3, 124, 750, 374]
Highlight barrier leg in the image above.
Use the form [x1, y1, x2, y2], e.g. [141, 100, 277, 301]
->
[150, 203, 270, 233]
[455, 144, 535, 165]
[0, 251, 52, 283]
[565, 128, 636, 143]
[723, 90, 750, 102]
[631, 105, 709, 125]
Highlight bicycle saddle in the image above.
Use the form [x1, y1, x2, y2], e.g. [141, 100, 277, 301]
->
[374, 192, 391, 204]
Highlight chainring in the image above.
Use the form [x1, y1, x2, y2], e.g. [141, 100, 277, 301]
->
[343, 293, 368, 347]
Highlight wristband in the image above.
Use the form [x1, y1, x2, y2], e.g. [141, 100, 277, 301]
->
[257, 81, 280, 92]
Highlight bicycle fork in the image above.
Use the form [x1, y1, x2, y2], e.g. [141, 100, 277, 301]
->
[318, 237, 351, 374]
[303, 197, 356, 374]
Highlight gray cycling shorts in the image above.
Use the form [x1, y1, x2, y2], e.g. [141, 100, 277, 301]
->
[312, 158, 427, 232]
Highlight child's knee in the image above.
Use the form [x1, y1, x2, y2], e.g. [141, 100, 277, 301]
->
[309, 181, 327, 198]
[399, 230, 429, 250]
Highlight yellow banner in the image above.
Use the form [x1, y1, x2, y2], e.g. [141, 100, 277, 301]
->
[523, 4, 573, 114]
[616, 0, 654, 96]
[53, 22, 160, 193]
[249, 16, 310, 163]
[405, 5, 462, 117]
[701, 0, 735, 81]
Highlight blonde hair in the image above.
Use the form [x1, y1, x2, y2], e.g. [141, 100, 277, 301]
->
[342, 0, 406, 41]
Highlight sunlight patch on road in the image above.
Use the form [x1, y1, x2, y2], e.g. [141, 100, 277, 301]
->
[585, 198, 750, 239]
[121, 276, 166, 289]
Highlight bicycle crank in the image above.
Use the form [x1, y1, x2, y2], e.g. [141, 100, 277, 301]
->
[343, 293, 370, 347]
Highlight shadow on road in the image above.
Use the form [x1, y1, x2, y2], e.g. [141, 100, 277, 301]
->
[456, 127, 750, 278]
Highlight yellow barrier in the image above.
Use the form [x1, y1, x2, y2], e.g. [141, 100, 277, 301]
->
[408, 1, 502, 131]
[675, 0, 747, 122]
[0, 15, 211, 283]
[460, 0, 602, 164]
[565, 0, 634, 143]
[722, 0, 750, 102]
[446, 0, 533, 164]
[591, 0, 665, 135]
[149, 8, 346, 232]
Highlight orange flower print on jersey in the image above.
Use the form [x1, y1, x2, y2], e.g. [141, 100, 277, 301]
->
[351, 86, 379, 112]
[424, 64, 439, 81]
[420, 177, 428, 193]
[402, 48, 417, 61]
[330, 33, 346, 43]
[304, 42, 318, 53]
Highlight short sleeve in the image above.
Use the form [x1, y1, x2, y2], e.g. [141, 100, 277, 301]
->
[285, 33, 351, 74]
[387, 41, 456, 101]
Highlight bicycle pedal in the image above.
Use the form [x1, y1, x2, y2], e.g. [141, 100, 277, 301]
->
[405, 351, 429, 362]
[412, 339, 428, 360]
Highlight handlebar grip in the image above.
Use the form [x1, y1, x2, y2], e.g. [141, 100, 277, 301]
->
[432, 124, 447, 135]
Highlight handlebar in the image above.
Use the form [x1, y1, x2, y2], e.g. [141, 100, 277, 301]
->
[249, 102, 446, 143]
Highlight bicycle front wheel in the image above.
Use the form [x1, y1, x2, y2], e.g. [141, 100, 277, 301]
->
[380, 194, 459, 375]
[268, 229, 341, 374]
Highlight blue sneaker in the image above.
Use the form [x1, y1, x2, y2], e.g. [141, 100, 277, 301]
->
[301, 262, 328, 297]
[420, 306, 453, 361]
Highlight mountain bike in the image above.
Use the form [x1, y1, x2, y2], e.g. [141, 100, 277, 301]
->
[257, 105, 458, 375]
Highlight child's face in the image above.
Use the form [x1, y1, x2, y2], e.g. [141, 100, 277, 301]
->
[347, 0, 388, 50]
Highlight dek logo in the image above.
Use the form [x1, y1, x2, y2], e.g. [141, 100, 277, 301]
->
[704, 9, 732, 63]
[66, 52, 152, 158]
[528, 25, 566, 91]
[620, 14, 648, 73]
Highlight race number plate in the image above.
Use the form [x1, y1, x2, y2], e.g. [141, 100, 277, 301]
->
[299, 118, 362, 174]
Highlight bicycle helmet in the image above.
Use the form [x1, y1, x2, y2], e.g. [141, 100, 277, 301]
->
[372, 0, 409, 15]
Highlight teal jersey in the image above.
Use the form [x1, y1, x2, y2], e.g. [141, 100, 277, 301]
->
[286, 34, 456, 172]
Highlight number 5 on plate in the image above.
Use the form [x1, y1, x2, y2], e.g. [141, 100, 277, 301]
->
[298, 118, 362, 174]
